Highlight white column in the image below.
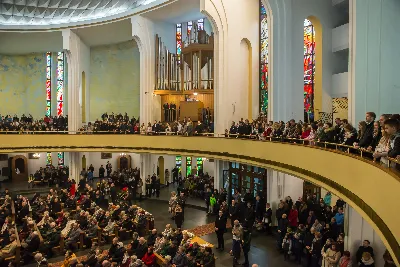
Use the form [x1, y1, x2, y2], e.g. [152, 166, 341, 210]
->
[140, 154, 151, 192]
[62, 30, 82, 132]
[214, 159, 227, 190]
[68, 152, 81, 182]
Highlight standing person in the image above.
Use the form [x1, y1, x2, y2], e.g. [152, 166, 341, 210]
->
[145, 175, 151, 198]
[165, 169, 170, 185]
[229, 199, 239, 227]
[231, 222, 242, 266]
[136, 178, 143, 201]
[110, 183, 117, 204]
[282, 233, 292, 261]
[106, 161, 112, 178]
[70, 179, 76, 197]
[205, 188, 212, 215]
[215, 210, 227, 250]
[264, 203, 272, 235]
[99, 165, 105, 179]
[241, 227, 252, 267]
[174, 205, 184, 229]
[177, 192, 186, 220]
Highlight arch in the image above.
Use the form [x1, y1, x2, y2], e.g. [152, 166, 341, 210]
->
[240, 38, 253, 119]
[304, 16, 323, 123]
[11, 155, 28, 183]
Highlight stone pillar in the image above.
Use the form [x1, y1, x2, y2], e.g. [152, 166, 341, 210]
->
[214, 160, 227, 190]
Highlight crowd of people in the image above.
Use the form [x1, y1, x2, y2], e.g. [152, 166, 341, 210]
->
[0, 114, 68, 132]
[29, 165, 69, 187]
[227, 112, 400, 167]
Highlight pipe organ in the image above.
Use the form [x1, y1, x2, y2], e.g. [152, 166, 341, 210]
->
[155, 21, 214, 123]
[155, 30, 214, 92]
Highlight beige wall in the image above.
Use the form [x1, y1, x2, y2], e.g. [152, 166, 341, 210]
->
[89, 41, 140, 121]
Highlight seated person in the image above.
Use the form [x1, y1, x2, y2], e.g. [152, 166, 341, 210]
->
[0, 234, 17, 260]
[142, 247, 156, 267]
[65, 223, 82, 251]
[21, 231, 40, 264]
[40, 222, 61, 259]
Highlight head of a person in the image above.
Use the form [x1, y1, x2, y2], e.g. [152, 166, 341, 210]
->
[139, 237, 145, 245]
[384, 118, 400, 135]
[343, 251, 351, 259]
[366, 112, 376, 123]
[218, 210, 223, 217]
[363, 240, 371, 247]
[112, 237, 119, 245]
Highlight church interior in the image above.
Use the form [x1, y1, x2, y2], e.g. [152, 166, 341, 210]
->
[0, 0, 399, 266]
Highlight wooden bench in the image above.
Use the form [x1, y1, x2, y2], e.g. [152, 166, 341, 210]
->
[4, 225, 21, 266]
[154, 252, 168, 266]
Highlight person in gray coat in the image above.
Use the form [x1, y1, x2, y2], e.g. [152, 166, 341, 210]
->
[172, 246, 188, 267]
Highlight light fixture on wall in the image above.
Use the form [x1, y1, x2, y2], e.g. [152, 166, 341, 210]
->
[120, 153, 127, 156]
[193, 92, 198, 96]
[32, 153, 41, 159]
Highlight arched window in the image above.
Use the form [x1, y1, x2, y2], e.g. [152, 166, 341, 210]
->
[260, 2, 269, 114]
[304, 19, 315, 122]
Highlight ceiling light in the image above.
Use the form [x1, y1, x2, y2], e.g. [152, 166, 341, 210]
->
[193, 92, 198, 96]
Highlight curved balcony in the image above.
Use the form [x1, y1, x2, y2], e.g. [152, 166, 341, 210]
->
[0, 133, 399, 264]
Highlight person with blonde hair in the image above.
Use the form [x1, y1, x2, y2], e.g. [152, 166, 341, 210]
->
[360, 252, 375, 267]
[322, 243, 341, 267]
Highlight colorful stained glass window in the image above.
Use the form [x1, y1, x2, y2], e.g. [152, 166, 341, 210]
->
[197, 18, 204, 30]
[46, 152, 52, 165]
[186, 157, 192, 177]
[187, 21, 193, 36]
[304, 19, 315, 122]
[57, 152, 64, 166]
[196, 158, 203, 173]
[260, 2, 268, 114]
[57, 52, 64, 116]
[176, 24, 182, 63]
[46, 52, 51, 117]
[175, 156, 182, 172]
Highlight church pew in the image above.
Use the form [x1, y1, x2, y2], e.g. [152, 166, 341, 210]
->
[4, 225, 21, 266]
[154, 252, 168, 266]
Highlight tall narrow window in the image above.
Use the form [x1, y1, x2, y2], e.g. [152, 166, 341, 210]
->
[176, 24, 182, 63]
[186, 157, 192, 176]
[197, 18, 204, 30]
[304, 19, 315, 122]
[196, 158, 203, 174]
[58, 152, 64, 166]
[46, 152, 52, 166]
[187, 21, 193, 36]
[46, 52, 52, 117]
[57, 52, 64, 116]
[260, 2, 269, 114]
[175, 156, 182, 172]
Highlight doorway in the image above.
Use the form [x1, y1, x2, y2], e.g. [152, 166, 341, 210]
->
[11, 155, 28, 183]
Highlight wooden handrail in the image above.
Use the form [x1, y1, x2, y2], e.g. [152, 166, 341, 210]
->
[11, 201, 15, 223]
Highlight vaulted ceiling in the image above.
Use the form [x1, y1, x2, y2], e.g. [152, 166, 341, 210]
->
[0, 0, 157, 25]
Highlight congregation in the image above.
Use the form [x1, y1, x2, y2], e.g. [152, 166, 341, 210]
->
[0, 115, 68, 132]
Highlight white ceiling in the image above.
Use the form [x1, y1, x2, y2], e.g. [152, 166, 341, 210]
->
[0, 0, 157, 25]
[142, 0, 202, 24]
[0, 31, 63, 54]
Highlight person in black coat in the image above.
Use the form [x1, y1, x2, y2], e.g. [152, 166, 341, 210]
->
[243, 202, 254, 229]
[22, 232, 41, 264]
[99, 165, 105, 179]
[214, 210, 227, 250]
[277, 214, 289, 250]
[135, 237, 148, 260]
[174, 205, 184, 229]
[356, 112, 376, 148]
[309, 232, 323, 267]
[264, 203, 272, 235]
[229, 200, 239, 227]
[356, 240, 374, 264]
[18, 201, 29, 224]
[110, 183, 117, 204]
[254, 196, 265, 222]
[241, 227, 252, 266]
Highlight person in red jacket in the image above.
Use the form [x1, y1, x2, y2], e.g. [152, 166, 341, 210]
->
[142, 246, 156, 267]
[288, 205, 299, 230]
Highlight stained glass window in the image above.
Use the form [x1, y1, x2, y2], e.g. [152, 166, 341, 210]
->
[260, 2, 269, 114]
[186, 157, 192, 177]
[46, 152, 52, 165]
[176, 24, 182, 63]
[175, 156, 182, 172]
[304, 19, 315, 122]
[196, 158, 203, 173]
[57, 52, 64, 116]
[187, 21, 193, 36]
[46, 52, 51, 117]
[57, 152, 64, 166]
[197, 18, 204, 30]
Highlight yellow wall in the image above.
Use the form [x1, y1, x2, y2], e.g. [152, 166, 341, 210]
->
[0, 53, 46, 118]
[0, 135, 399, 264]
[89, 41, 140, 121]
